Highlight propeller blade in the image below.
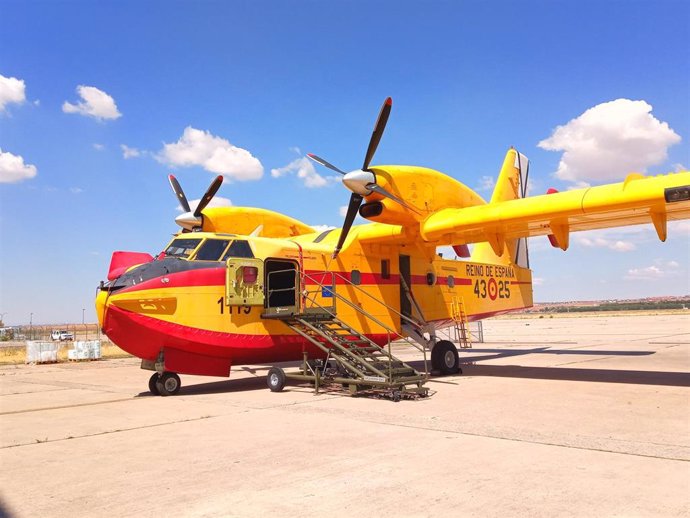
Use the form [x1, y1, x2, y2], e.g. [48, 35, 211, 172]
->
[367, 183, 419, 213]
[194, 175, 224, 217]
[333, 193, 363, 258]
[168, 174, 191, 213]
[362, 97, 392, 171]
[307, 154, 346, 175]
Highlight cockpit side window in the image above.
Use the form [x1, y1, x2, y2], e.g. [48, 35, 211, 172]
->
[222, 240, 254, 260]
[194, 239, 231, 261]
[164, 238, 202, 258]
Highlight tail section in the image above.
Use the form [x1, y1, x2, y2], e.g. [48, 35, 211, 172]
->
[471, 148, 530, 268]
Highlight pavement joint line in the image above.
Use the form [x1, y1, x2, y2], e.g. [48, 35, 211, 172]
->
[0, 377, 130, 394]
[361, 419, 690, 463]
[1, 414, 217, 450]
[551, 356, 616, 367]
[2, 387, 73, 396]
[630, 333, 690, 342]
[0, 397, 139, 416]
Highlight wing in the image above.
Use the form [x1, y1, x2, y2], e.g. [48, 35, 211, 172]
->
[421, 171, 690, 255]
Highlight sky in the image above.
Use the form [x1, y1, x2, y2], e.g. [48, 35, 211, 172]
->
[1, 0, 689, 325]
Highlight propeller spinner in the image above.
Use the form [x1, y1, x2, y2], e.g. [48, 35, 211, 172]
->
[169, 174, 224, 231]
[308, 97, 414, 258]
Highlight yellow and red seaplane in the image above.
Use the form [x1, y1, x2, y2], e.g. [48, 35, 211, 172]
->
[96, 98, 690, 398]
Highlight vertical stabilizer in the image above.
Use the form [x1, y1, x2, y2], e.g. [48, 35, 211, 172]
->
[471, 148, 530, 268]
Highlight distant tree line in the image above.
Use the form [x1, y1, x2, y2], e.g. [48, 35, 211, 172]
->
[544, 299, 690, 313]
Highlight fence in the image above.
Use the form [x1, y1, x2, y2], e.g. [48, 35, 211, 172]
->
[0, 323, 109, 346]
[435, 321, 484, 344]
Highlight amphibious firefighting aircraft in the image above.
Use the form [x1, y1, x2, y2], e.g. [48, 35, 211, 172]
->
[96, 98, 690, 398]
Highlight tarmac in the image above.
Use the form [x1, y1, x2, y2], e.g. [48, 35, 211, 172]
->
[1, 313, 689, 517]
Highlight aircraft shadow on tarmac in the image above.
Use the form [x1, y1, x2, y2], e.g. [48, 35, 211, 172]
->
[410, 347, 690, 387]
[137, 348, 690, 397]
[135, 365, 299, 397]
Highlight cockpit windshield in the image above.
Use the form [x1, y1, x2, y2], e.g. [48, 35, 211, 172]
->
[195, 239, 231, 261]
[164, 238, 201, 258]
[163, 237, 254, 261]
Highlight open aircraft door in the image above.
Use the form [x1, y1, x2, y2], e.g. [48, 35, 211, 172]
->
[225, 258, 265, 307]
[263, 259, 300, 317]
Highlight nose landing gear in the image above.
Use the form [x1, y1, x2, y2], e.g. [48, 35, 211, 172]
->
[148, 372, 181, 396]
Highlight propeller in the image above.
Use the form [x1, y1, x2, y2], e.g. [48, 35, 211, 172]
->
[308, 97, 415, 258]
[169, 174, 224, 231]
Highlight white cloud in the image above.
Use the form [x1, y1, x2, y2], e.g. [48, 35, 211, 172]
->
[625, 260, 681, 280]
[533, 277, 545, 286]
[577, 236, 636, 252]
[0, 148, 37, 183]
[339, 206, 348, 217]
[70, 187, 84, 194]
[271, 156, 337, 188]
[538, 99, 681, 183]
[181, 196, 233, 213]
[0, 74, 26, 112]
[625, 265, 664, 280]
[93, 143, 105, 151]
[121, 144, 141, 159]
[668, 221, 690, 233]
[62, 85, 122, 120]
[477, 175, 495, 192]
[310, 224, 336, 233]
[158, 127, 263, 181]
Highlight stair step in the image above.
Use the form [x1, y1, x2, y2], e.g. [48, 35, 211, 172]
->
[284, 316, 424, 389]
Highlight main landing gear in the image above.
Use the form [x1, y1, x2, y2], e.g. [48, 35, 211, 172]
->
[431, 340, 462, 375]
[148, 372, 181, 396]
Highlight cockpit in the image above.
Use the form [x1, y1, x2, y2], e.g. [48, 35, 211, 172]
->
[164, 236, 255, 261]
[102, 235, 256, 293]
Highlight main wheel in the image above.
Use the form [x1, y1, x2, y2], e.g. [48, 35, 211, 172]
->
[155, 372, 181, 396]
[148, 373, 161, 395]
[431, 340, 461, 375]
[267, 367, 286, 392]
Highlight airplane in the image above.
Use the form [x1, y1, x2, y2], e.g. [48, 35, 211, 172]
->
[95, 97, 690, 398]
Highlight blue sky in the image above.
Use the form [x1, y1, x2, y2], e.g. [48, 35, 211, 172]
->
[1, 0, 688, 325]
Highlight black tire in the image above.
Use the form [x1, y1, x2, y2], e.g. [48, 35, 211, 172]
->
[431, 340, 460, 375]
[156, 372, 181, 396]
[267, 367, 286, 392]
[148, 373, 161, 395]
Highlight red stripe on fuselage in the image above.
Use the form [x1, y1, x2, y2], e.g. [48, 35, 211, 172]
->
[103, 305, 393, 375]
[117, 265, 475, 293]
[119, 266, 225, 294]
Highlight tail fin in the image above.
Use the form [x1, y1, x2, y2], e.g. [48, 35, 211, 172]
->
[471, 148, 530, 268]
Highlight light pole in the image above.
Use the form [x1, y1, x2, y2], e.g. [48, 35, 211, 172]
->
[29, 312, 33, 340]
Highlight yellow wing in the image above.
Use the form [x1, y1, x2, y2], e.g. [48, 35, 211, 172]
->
[421, 171, 690, 255]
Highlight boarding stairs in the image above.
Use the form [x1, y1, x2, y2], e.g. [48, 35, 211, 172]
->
[265, 270, 429, 399]
[284, 314, 424, 385]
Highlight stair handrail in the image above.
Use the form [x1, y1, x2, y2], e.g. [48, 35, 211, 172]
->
[300, 270, 430, 369]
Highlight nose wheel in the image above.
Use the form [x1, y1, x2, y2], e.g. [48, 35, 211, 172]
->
[148, 372, 181, 396]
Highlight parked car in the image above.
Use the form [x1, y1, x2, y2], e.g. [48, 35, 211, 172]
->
[51, 330, 74, 341]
